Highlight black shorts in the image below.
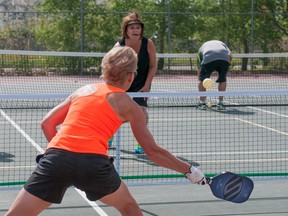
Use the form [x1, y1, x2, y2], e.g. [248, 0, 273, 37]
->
[24, 148, 121, 203]
[133, 97, 148, 107]
[199, 60, 230, 83]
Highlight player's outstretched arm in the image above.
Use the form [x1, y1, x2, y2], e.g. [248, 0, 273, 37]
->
[126, 98, 206, 184]
[109, 92, 206, 185]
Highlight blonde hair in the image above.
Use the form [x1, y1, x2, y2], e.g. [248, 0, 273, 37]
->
[101, 46, 137, 84]
[121, 11, 144, 38]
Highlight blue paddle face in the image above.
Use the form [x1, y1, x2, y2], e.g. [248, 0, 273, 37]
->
[208, 172, 254, 203]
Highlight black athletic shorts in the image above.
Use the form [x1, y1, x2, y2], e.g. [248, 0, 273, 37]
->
[199, 60, 230, 83]
[133, 97, 148, 107]
[24, 148, 121, 203]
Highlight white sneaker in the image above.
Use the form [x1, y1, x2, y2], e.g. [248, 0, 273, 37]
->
[216, 103, 226, 111]
[197, 102, 208, 110]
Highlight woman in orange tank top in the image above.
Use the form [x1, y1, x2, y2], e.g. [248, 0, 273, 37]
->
[6, 46, 206, 216]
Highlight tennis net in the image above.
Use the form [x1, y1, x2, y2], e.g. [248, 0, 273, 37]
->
[1, 91, 288, 187]
[1, 50, 288, 94]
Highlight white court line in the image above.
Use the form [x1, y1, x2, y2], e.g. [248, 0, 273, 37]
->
[120, 158, 288, 165]
[0, 110, 44, 154]
[226, 99, 288, 118]
[149, 117, 233, 121]
[198, 158, 288, 164]
[76, 190, 108, 216]
[235, 117, 288, 136]
[0, 165, 36, 169]
[111, 150, 288, 158]
[247, 106, 288, 118]
[0, 109, 107, 216]
[5, 149, 288, 169]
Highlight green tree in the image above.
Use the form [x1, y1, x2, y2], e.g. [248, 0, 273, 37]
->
[0, 19, 37, 50]
[34, 0, 105, 51]
[1, 0, 287, 55]
[190, 0, 287, 70]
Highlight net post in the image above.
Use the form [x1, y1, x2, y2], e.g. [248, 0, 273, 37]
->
[115, 128, 121, 174]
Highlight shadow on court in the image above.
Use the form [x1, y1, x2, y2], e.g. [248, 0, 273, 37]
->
[208, 108, 255, 115]
[0, 152, 15, 162]
[119, 149, 200, 167]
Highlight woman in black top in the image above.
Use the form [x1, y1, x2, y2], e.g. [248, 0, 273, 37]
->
[114, 11, 157, 153]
